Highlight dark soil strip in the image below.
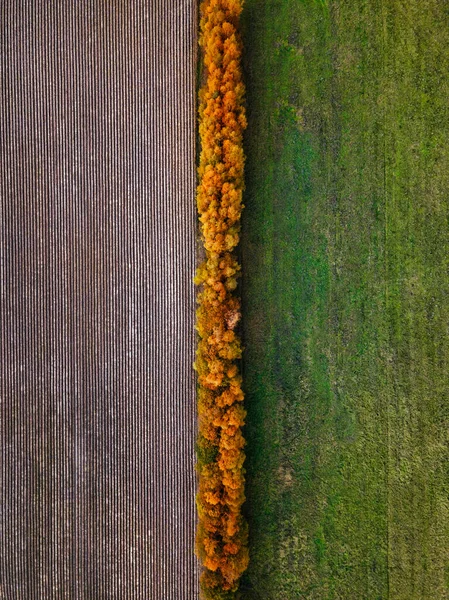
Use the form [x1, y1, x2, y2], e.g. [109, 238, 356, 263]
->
[0, 2, 199, 598]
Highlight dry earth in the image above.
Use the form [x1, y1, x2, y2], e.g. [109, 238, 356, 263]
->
[0, 1, 199, 598]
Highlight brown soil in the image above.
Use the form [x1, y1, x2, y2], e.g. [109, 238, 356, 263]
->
[0, 1, 199, 597]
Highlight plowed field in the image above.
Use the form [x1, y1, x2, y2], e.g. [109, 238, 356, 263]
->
[0, 2, 199, 598]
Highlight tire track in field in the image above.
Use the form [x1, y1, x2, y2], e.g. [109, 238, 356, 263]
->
[0, 2, 199, 598]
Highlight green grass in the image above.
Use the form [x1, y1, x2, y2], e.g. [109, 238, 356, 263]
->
[239, 1, 449, 598]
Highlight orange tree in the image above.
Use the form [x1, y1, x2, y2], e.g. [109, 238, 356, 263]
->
[194, 0, 248, 598]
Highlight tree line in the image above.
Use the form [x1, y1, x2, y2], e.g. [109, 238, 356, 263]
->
[195, 0, 249, 598]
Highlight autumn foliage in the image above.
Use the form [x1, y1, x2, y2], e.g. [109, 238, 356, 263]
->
[194, 0, 248, 598]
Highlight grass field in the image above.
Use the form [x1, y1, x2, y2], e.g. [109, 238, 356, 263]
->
[240, 1, 449, 598]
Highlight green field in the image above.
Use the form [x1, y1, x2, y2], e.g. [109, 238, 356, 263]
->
[240, 1, 449, 598]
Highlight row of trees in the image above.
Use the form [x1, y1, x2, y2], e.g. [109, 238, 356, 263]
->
[195, 0, 248, 598]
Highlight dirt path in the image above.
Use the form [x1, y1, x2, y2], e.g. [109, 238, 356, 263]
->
[0, 2, 199, 598]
